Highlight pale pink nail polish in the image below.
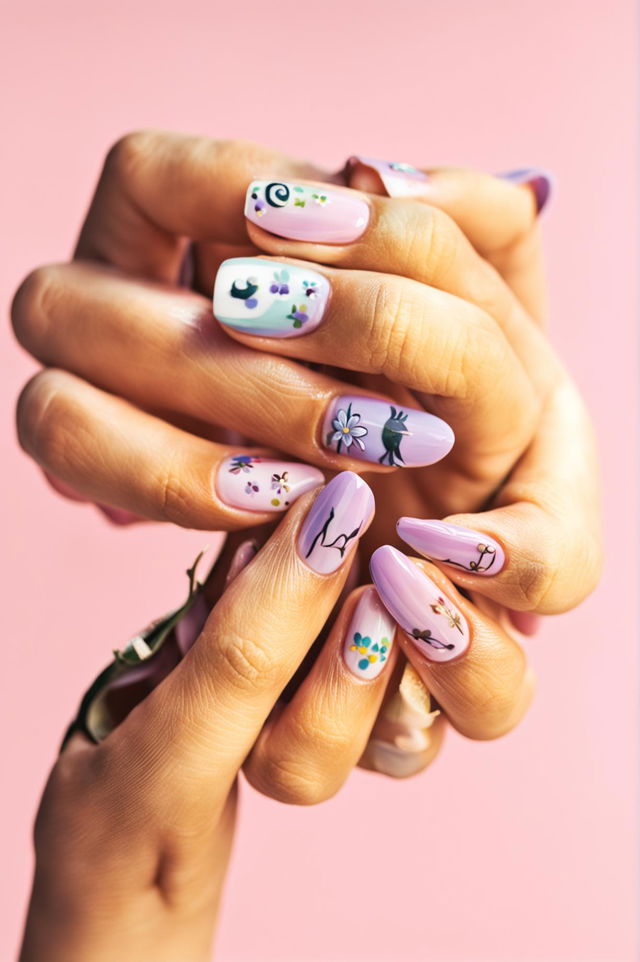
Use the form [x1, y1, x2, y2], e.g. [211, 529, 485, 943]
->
[370, 545, 470, 663]
[343, 587, 396, 680]
[347, 155, 430, 198]
[216, 454, 323, 513]
[397, 518, 505, 576]
[298, 471, 374, 575]
[245, 181, 370, 244]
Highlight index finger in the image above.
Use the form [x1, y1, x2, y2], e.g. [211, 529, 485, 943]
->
[75, 131, 336, 280]
[115, 472, 374, 792]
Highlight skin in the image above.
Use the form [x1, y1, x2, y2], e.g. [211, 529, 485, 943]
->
[21, 491, 533, 962]
[12, 134, 602, 956]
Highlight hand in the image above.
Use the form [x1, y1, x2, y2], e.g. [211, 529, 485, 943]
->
[21, 474, 534, 961]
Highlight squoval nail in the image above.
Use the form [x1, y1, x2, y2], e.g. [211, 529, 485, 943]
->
[213, 258, 331, 338]
[370, 545, 470, 663]
[245, 180, 370, 244]
[347, 155, 430, 198]
[298, 471, 374, 575]
[323, 395, 454, 467]
[397, 518, 505, 576]
[343, 587, 396, 680]
[497, 168, 554, 213]
[217, 454, 323, 513]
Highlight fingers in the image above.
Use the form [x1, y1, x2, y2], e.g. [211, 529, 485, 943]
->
[243, 586, 399, 804]
[75, 131, 335, 281]
[12, 260, 454, 473]
[396, 378, 603, 614]
[17, 369, 324, 529]
[215, 255, 539, 468]
[345, 157, 552, 323]
[370, 547, 534, 740]
[114, 473, 375, 794]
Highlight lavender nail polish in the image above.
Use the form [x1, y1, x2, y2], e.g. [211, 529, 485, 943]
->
[217, 455, 323, 513]
[370, 545, 470, 663]
[245, 181, 370, 244]
[298, 471, 374, 575]
[347, 155, 430, 198]
[323, 395, 454, 468]
[343, 587, 396, 680]
[397, 518, 505, 576]
[213, 258, 331, 338]
[497, 168, 554, 213]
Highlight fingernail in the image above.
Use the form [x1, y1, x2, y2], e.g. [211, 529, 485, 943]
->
[98, 504, 145, 525]
[323, 396, 454, 467]
[217, 455, 324, 513]
[213, 258, 331, 338]
[347, 155, 430, 197]
[225, 539, 259, 587]
[497, 168, 554, 213]
[298, 471, 374, 574]
[396, 518, 505, 576]
[245, 181, 370, 244]
[343, 587, 396, 680]
[370, 545, 470, 662]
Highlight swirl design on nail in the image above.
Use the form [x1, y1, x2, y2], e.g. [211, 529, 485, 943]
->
[265, 182, 290, 207]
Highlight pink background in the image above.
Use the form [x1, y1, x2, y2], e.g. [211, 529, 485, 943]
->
[1, 1, 637, 959]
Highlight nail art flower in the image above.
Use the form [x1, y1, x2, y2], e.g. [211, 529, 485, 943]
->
[329, 403, 368, 454]
[303, 280, 318, 299]
[229, 455, 259, 474]
[430, 596, 464, 633]
[350, 631, 389, 671]
[271, 472, 290, 495]
[411, 628, 455, 651]
[311, 191, 330, 206]
[270, 269, 290, 296]
[287, 303, 310, 329]
[245, 481, 259, 496]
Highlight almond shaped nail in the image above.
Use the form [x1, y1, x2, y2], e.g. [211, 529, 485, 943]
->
[347, 155, 430, 198]
[298, 471, 374, 574]
[323, 395, 454, 467]
[397, 518, 505, 576]
[343, 587, 396, 680]
[245, 180, 370, 243]
[497, 168, 554, 213]
[213, 258, 331, 338]
[370, 545, 469, 663]
[217, 455, 323, 513]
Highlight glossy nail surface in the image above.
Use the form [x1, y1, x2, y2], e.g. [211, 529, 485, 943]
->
[217, 455, 323, 512]
[213, 258, 331, 338]
[343, 587, 396, 680]
[497, 168, 554, 213]
[298, 471, 374, 574]
[348, 155, 430, 197]
[370, 545, 469, 662]
[397, 518, 505, 576]
[323, 396, 454, 467]
[245, 181, 370, 243]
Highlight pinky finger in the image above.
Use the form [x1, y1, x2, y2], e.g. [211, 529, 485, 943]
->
[17, 369, 324, 530]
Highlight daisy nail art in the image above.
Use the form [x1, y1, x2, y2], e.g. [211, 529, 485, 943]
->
[343, 587, 396, 680]
[216, 455, 323, 513]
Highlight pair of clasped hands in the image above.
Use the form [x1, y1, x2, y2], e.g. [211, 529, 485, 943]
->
[14, 134, 602, 961]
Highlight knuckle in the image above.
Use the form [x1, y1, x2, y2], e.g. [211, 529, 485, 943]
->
[157, 461, 196, 527]
[247, 752, 335, 806]
[11, 264, 62, 355]
[215, 628, 280, 694]
[16, 369, 75, 467]
[103, 130, 155, 184]
[365, 278, 413, 377]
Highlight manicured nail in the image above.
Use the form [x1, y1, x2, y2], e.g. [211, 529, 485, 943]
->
[508, 610, 541, 637]
[497, 168, 554, 213]
[217, 455, 323, 513]
[213, 258, 331, 338]
[98, 504, 145, 525]
[347, 155, 430, 197]
[396, 518, 505, 576]
[323, 396, 454, 467]
[343, 587, 396, 680]
[370, 545, 470, 663]
[225, 539, 259, 587]
[298, 471, 374, 574]
[245, 181, 370, 243]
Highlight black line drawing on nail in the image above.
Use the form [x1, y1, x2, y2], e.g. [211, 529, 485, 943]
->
[411, 628, 455, 651]
[442, 543, 497, 573]
[379, 406, 411, 466]
[305, 506, 362, 560]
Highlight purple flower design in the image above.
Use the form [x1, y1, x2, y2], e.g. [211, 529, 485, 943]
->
[329, 405, 368, 454]
[229, 455, 257, 474]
